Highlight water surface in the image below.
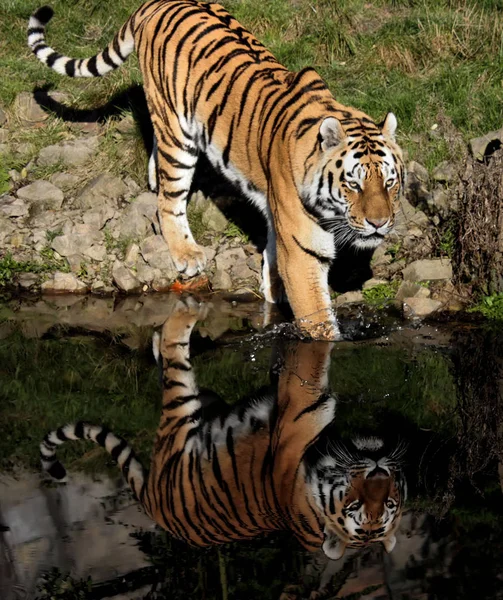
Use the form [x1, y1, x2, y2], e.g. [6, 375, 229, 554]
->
[0, 294, 502, 600]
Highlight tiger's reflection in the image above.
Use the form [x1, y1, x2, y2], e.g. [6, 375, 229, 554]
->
[40, 299, 406, 560]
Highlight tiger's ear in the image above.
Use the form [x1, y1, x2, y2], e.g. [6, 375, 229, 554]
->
[322, 529, 347, 560]
[380, 112, 397, 140]
[382, 534, 397, 553]
[319, 117, 345, 151]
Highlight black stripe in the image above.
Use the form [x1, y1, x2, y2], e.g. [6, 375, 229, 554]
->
[292, 236, 333, 265]
[75, 421, 85, 439]
[110, 438, 128, 461]
[28, 26, 45, 35]
[65, 60, 75, 77]
[56, 427, 67, 442]
[46, 52, 62, 68]
[101, 47, 118, 68]
[47, 462, 66, 480]
[96, 427, 109, 447]
[86, 56, 100, 77]
[294, 392, 332, 422]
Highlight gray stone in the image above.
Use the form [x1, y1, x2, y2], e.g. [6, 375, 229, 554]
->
[124, 243, 141, 268]
[41, 272, 88, 294]
[51, 233, 105, 262]
[112, 261, 141, 293]
[246, 253, 262, 273]
[362, 278, 389, 290]
[201, 202, 228, 232]
[0, 196, 29, 217]
[50, 172, 81, 191]
[17, 180, 64, 212]
[403, 297, 443, 318]
[212, 269, 233, 290]
[215, 247, 247, 275]
[17, 272, 39, 290]
[0, 106, 6, 126]
[189, 191, 212, 212]
[204, 247, 217, 263]
[13, 92, 48, 124]
[0, 128, 9, 143]
[135, 260, 157, 284]
[0, 144, 9, 156]
[402, 259, 452, 282]
[432, 161, 457, 184]
[0, 215, 18, 244]
[38, 136, 100, 167]
[407, 161, 429, 185]
[119, 192, 158, 238]
[469, 128, 503, 161]
[371, 244, 392, 268]
[66, 254, 86, 273]
[395, 281, 430, 302]
[75, 172, 128, 209]
[14, 142, 36, 156]
[140, 235, 177, 275]
[82, 205, 115, 230]
[335, 291, 364, 306]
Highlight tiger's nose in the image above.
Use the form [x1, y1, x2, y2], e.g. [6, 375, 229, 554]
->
[365, 217, 388, 229]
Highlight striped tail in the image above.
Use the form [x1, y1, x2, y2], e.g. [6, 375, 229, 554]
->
[28, 6, 135, 78]
[40, 422, 147, 500]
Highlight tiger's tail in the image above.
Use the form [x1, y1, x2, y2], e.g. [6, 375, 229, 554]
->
[40, 422, 146, 500]
[28, 6, 135, 78]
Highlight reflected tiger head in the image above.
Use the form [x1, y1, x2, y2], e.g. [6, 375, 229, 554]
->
[307, 435, 407, 560]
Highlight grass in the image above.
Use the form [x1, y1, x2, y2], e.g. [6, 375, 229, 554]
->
[362, 280, 400, 307]
[468, 293, 503, 320]
[0, 0, 500, 172]
[0, 251, 69, 287]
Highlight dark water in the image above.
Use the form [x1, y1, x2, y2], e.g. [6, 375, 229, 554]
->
[0, 294, 502, 600]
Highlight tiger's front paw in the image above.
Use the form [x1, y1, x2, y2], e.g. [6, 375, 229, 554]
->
[171, 242, 207, 278]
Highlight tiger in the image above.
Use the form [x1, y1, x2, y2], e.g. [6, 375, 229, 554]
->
[39, 299, 406, 560]
[27, 1, 405, 339]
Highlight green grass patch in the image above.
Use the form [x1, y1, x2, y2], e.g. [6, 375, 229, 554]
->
[362, 280, 400, 308]
[468, 294, 503, 320]
[0, 251, 69, 287]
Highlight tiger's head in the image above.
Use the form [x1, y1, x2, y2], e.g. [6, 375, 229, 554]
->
[303, 113, 405, 250]
[307, 436, 407, 560]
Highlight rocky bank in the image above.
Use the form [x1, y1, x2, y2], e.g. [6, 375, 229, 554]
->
[1, 91, 500, 319]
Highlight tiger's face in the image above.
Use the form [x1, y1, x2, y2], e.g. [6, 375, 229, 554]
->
[305, 113, 404, 251]
[309, 436, 407, 560]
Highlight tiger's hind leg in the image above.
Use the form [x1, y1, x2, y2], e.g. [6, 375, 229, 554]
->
[261, 224, 286, 305]
[153, 128, 206, 277]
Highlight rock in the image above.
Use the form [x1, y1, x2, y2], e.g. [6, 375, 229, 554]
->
[112, 261, 142, 293]
[17, 272, 39, 290]
[403, 297, 442, 318]
[246, 253, 262, 273]
[0, 196, 29, 217]
[371, 245, 392, 268]
[335, 291, 364, 306]
[50, 172, 81, 191]
[13, 92, 48, 124]
[212, 269, 233, 290]
[75, 173, 128, 209]
[8, 232, 26, 248]
[66, 254, 86, 273]
[395, 281, 430, 302]
[41, 272, 88, 294]
[51, 233, 105, 261]
[135, 260, 157, 284]
[395, 196, 429, 235]
[16, 180, 64, 212]
[201, 202, 228, 232]
[408, 161, 429, 185]
[402, 259, 452, 282]
[469, 128, 503, 161]
[119, 192, 158, 238]
[0, 129, 9, 143]
[124, 243, 141, 268]
[362, 278, 389, 290]
[215, 247, 246, 273]
[114, 114, 136, 135]
[189, 191, 211, 212]
[204, 247, 217, 263]
[432, 161, 457, 184]
[139, 235, 177, 276]
[0, 215, 17, 244]
[0, 144, 9, 155]
[0, 106, 6, 126]
[82, 205, 115, 230]
[38, 136, 100, 167]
